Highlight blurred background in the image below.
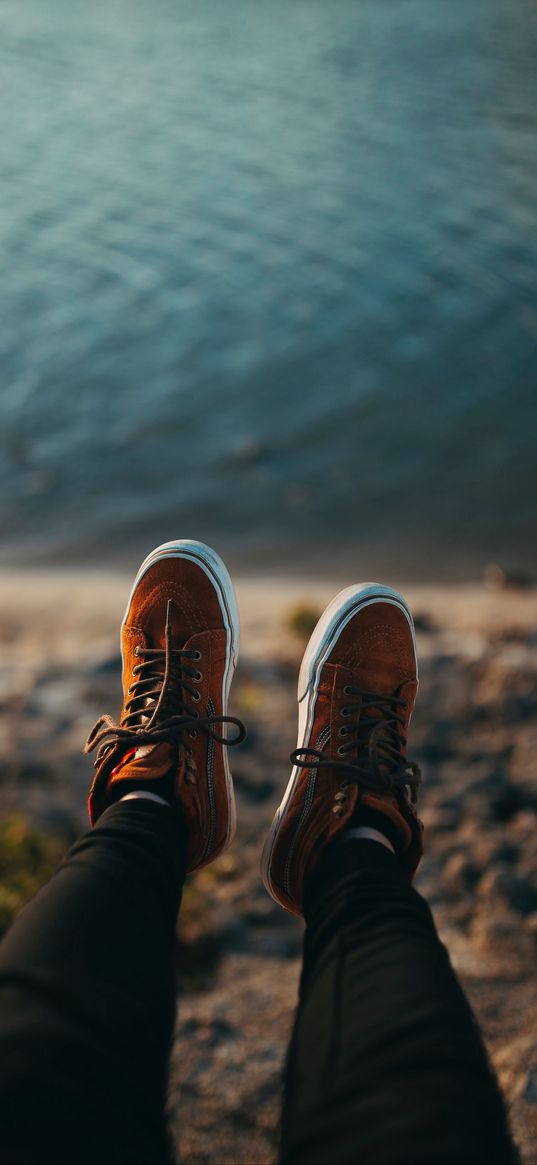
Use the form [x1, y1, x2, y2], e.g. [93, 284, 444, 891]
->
[3, 6, 537, 1162]
[1, 0, 537, 579]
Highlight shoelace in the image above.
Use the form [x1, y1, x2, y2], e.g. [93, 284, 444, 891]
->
[84, 599, 246, 771]
[290, 685, 421, 803]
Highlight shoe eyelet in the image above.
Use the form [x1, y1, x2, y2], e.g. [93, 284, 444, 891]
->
[191, 649, 202, 661]
[343, 685, 352, 696]
[340, 706, 349, 717]
[194, 671, 203, 682]
[189, 730, 198, 740]
[193, 691, 201, 702]
[338, 725, 348, 737]
[337, 744, 347, 756]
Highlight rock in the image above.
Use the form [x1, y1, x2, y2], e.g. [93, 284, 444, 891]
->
[17, 760, 54, 784]
[511, 809, 537, 836]
[523, 1070, 537, 1104]
[490, 782, 532, 822]
[507, 874, 537, 916]
[421, 805, 461, 832]
[233, 771, 275, 803]
[471, 836, 519, 868]
[412, 612, 437, 634]
[442, 851, 480, 895]
[483, 564, 534, 591]
[471, 906, 522, 953]
[523, 913, 537, 940]
[478, 865, 537, 916]
[83, 652, 121, 678]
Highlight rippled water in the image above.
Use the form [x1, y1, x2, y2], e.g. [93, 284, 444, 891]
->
[1, 0, 536, 576]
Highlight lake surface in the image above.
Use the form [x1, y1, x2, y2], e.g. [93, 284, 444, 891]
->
[1, 0, 536, 578]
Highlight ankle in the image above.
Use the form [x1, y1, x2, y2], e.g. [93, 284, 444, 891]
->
[343, 825, 395, 854]
[343, 803, 401, 852]
[106, 772, 176, 810]
[303, 835, 403, 919]
[120, 790, 172, 808]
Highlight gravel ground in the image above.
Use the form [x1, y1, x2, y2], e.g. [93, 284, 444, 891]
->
[2, 571, 537, 1162]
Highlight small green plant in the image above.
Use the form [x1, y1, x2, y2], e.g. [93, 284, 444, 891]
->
[178, 853, 237, 943]
[235, 682, 264, 713]
[0, 816, 66, 937]
[285, 601, 321, 642]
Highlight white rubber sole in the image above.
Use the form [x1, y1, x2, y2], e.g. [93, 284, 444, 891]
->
[261, 583, 418, 903]
[121, 539, 240, 850]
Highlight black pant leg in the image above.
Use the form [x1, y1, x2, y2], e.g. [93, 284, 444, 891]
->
[0, 799, 187, 1165]
[280, 838, 518, 1165]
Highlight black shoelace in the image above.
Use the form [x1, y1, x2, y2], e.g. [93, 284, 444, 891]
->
[85, 599, 246, 773]
[290, 685, 421, 803]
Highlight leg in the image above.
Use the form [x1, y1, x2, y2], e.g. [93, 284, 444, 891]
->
[0, 799, 186, 1165]
[0, 541, 245, 1165]
[280, 838, 518, 1165]
[262, 583, 518, 1164]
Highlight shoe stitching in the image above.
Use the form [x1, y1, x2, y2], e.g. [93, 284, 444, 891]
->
[133, 581, 210, 637]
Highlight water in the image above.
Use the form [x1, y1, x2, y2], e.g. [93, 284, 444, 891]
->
[1, 0, 536, 578]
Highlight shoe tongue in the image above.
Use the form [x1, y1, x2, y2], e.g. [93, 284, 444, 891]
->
[110, 741, 175, 783]
[357, 695, 402, 775]
[141, 600, 190, 651]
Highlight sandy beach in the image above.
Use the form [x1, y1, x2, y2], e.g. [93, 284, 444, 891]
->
[2, 568, 537, 1163]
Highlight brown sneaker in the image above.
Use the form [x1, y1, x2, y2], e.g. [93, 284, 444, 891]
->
[261, 584, 423, 916]
[84, 540, 245, 872]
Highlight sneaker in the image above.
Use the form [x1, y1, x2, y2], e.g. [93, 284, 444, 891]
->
[261, 584, 422, 915]
[85, 540, 245, 872]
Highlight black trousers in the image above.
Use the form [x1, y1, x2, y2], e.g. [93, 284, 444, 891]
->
[0, 800, 518, 1165]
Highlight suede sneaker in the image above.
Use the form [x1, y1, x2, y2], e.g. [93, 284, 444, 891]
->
[85, 540, 245, 872]
[261, 583, 423, 916]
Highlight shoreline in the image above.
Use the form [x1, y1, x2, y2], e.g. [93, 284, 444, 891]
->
[2, 532, 535, 590]
[1, 566, 536, 649]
